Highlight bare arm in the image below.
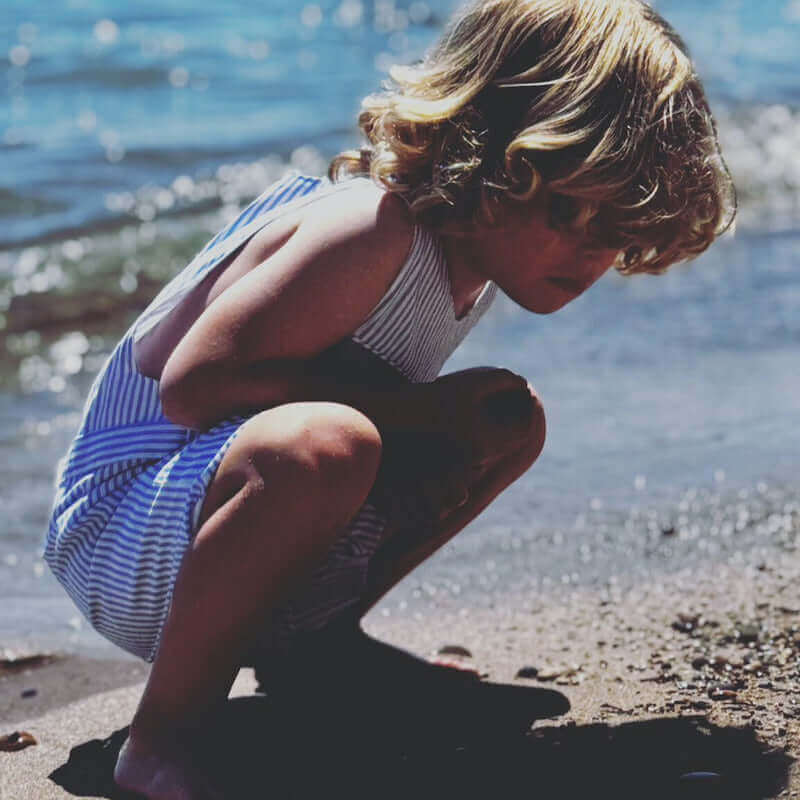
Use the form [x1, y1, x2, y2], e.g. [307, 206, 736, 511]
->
[159, 186, 437, 432]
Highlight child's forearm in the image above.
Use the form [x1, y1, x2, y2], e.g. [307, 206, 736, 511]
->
[160, 355, 438, 434]
[290, 365, 438, 435]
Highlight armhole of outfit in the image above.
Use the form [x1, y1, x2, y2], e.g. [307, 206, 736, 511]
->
[351, 222, 426, 339]
[128, 172, 377, 346]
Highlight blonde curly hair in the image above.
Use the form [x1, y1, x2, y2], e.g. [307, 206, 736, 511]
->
[329, 0, 736, 274]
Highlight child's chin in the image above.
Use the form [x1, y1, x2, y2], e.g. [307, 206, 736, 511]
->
[507, 280, 578, 314]
[522, 294, 573, 315]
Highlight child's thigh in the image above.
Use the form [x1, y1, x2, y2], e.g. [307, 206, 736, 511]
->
[197, 401, 382, 529]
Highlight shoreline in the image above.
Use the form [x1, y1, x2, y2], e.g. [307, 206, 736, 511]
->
[4, 471, 799, 662]
[3, 547, 799, 798]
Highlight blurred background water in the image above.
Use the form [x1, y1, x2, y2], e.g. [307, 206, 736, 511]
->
[1, 0, 799, 656]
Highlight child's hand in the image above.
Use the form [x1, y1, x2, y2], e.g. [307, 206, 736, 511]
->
[371, 367, 541, 529]
[424, 367, 539, 466]
[402, 368, 540, 520]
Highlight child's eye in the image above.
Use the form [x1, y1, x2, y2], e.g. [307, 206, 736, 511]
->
[548, 194, 577, 227]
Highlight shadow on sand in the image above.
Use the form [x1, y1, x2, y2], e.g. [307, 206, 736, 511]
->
[50, 633, 793, 800]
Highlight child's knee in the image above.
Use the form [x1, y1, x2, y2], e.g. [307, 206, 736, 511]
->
[250, 402, 382, 502]
[200, 403, 382, 528]
[522, 382, 546, 464]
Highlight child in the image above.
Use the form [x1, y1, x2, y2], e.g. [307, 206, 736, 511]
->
[45, 0, 735, 796]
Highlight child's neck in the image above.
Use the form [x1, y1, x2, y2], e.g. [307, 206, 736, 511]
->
[439, 233, 491, 319]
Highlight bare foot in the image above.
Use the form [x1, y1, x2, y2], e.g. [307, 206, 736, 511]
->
[114, 731, 225, 800]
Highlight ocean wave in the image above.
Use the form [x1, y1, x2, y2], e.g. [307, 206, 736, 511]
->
[3, 101, 800, 253]
[1, 103, 800, 393]
[0, 188, 68, 217]
[717, 104, 800, 228]
[25, 64, 168, 90]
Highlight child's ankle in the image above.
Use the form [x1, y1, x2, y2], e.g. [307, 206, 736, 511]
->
[128, 713, 207, 754]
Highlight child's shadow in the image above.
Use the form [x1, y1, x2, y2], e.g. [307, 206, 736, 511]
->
[50, 634, 792, 800]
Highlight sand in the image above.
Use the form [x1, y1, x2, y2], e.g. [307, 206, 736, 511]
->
[2, 549, 799, 799]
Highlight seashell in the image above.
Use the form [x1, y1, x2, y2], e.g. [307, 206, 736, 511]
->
[437, 645, 472, 658]
[0, 731, 37, 752]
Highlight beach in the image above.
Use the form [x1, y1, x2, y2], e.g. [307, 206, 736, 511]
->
[3, 400, 799, 797]
[3, 536, 799, 799]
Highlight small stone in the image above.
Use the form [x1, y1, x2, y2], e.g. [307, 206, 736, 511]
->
[437, 645, 472, 658]
[515, 666, 539, 679]
[0, 731, 37, 752]
[710, 656, 729, 672]
[691, 656, 708, 670]
[537, 668, 567, 681]
[672, 613, 701, 633]
[738, 624, 760, 643]
[21, 688, 37, 699]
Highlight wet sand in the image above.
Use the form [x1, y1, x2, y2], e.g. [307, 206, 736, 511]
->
[2, 544, 798, 799]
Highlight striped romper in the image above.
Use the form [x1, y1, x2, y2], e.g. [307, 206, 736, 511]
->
[44, 171, 497, 662]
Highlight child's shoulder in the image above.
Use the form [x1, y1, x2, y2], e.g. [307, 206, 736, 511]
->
[246, 176, 416, 279]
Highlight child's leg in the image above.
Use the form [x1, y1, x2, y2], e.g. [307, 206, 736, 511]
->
[254, 391, 545, 691]
[114, 401, 382, 800]
[360, 416, 544, 616]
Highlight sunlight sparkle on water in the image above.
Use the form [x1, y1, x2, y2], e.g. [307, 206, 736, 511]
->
[93, 19, 119, 46]
[8, 45, 31, 67]
[301, 4, 324, 28]
[17, 23, 38, 44]
[335, 0, 364, 27]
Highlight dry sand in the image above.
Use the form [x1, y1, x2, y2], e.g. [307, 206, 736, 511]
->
[2, 549, 799, 799]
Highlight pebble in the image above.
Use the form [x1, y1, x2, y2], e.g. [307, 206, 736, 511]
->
[537, 667, 570, 681]
[708, 687, 738, 701]
[737, 623, 760, 643]
[21, 688, 37, 699]
[672, 613, 701, 633]
[515, 666, 539, 679]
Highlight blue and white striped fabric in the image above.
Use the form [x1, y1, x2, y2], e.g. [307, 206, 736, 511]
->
[45, 170, 497, 662]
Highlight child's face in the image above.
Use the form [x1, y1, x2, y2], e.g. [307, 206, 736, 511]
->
[480, 199, 618, 314]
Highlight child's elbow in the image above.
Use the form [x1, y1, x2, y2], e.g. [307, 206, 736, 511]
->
[159, 377, 198, 429]
[158, 365, 212, 429]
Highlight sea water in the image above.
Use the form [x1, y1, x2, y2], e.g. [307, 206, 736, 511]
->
[1, 0, 798, 655]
